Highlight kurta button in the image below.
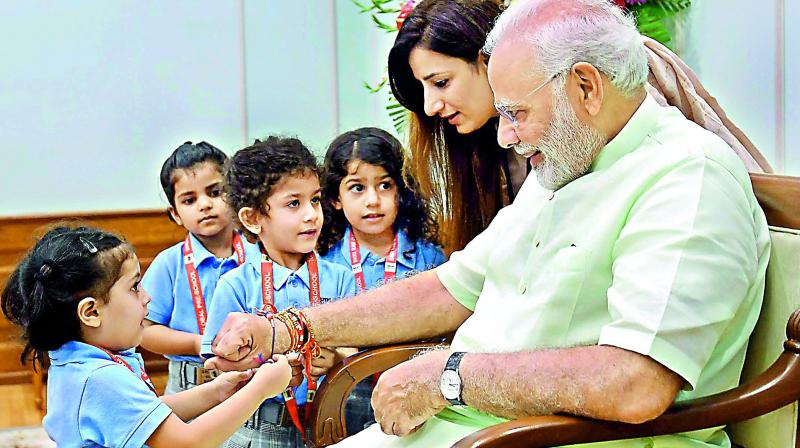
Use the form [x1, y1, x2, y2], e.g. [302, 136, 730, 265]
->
[518, 284, 527, 294]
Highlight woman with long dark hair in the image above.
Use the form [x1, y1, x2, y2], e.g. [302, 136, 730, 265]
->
[389, 0, 525, 254]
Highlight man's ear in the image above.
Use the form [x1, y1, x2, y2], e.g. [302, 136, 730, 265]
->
[77, 297, 102, 328]
[238, 207, 262, 235]
[570, 62, 604, 117]
[168, 206, 183, 227]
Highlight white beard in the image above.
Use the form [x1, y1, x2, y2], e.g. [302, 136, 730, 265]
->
[514, 83, 606, 190]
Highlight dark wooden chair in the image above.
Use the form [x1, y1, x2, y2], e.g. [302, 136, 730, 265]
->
[307, 173, 800, 448]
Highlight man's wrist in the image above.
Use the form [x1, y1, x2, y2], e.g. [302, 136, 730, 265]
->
[439, 351, 467, 406]
[272, 316, 291, 354]
[430, 350, 453, 408]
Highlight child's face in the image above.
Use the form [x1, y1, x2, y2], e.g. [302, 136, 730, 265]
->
[335, 161, 399, 238]
[169, 162, 233, 239]
[95, 256, 151, 351]
[256, 171, 323, 260]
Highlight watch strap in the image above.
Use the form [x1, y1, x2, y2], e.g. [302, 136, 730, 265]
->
[445, 351, 466, 372]
[443, 351, 466, 405]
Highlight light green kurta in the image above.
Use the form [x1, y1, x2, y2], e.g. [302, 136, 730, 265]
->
[336, 95, 770, 447]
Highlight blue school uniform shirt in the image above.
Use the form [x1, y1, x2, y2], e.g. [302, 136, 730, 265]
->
[142, 232, 261, 362]
[44, 341, 172, 448]
[201, 252, 356, 405]
[321, 227, 446, 290]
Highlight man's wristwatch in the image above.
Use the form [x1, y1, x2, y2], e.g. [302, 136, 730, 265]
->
[439, 351, 466, 406]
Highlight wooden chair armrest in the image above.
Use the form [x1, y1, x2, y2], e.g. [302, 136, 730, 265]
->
[454, 310, 800, 447]
[309, 340, 447, 447]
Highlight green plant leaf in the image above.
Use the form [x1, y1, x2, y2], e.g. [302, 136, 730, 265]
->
[370, 14, 397, 32]
[629, 0, 691, 48]
[350, 0, 372, 13]
[363, 77, 388, 93]
[371, 0, 400, 14]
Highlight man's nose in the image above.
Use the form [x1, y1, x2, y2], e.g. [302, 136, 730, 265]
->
[497, 117, 520, 149]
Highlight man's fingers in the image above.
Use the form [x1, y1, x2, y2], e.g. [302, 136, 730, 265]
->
[212, 331, 250, 361]
[211, 312, 262, 361]
[309, 366, 328, 377]
[204, 355, 260, 372]
[395, 419, 417, 437]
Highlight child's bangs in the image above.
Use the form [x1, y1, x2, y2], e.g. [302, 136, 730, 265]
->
[91, 242, 136, 299]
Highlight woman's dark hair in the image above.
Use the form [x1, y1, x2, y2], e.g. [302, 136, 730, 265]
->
[388, 0, 509, 254]
[160, 141, 228, 209]
[1, 225, 134, 369]
[225, 136, 319, 243]
[318, 127, 439, 255]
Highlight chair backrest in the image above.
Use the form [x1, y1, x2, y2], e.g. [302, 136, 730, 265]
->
[728, 174, 800, 448]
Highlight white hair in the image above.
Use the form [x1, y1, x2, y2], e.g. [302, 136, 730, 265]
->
[484, 0, 648, 97]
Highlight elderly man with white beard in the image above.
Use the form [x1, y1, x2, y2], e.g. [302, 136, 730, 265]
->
[205, 0, 770, 447]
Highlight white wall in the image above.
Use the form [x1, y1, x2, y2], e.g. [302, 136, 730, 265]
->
[242, 1, 338, 154]
[678, 0, 797, 175]
[0, 1, 794, 216]
[334, 2, 398, 139]
[0, 1, 248, 215]
[785, 0, 799, 174]
[0, 0, 400, 216]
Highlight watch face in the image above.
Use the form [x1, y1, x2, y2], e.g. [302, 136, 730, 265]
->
[440, 369, 461, 400]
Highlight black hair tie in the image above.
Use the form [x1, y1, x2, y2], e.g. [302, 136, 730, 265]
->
[34, 261, 55, 283]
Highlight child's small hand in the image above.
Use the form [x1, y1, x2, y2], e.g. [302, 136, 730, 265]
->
[287, 353, 304, 387]
[251, 355, 293, 399]
[211, 369, 256, 403]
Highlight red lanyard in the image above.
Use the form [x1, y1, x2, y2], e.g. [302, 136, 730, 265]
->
[259, 251, 320, 314]
[98, 347, 157, 395]
[348, 231, 398, 293]
[258, 249, 321, 441]
[183, 233, 246, 334]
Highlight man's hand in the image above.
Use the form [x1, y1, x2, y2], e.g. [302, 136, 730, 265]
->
[372, 350, 450, 437]
[308, 347, 338, 379]
[204, 312, 271, 371]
